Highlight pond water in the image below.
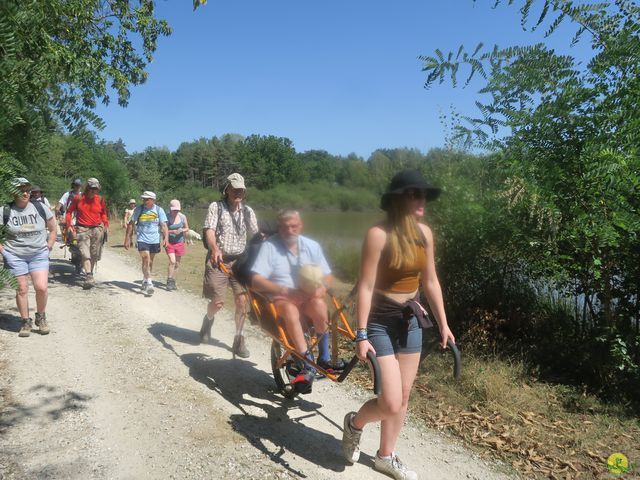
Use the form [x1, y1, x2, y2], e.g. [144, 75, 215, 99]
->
[182, 207, 384, 280]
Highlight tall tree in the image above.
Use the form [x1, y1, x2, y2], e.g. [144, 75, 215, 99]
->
[422, 0, 640, 398]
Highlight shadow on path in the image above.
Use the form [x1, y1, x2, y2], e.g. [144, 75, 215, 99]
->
[99, 279, 142, 294]
[183, 353, 347, 476]
[45, 259, 80, 287]
[147, 322, 348, 476]
[0, 384, 91, 430]
[148, 322, 231, 351]
[0, 384, 93, 479]
[0, 313, 21, 333]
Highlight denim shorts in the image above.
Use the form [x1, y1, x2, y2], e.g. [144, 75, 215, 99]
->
[137, 241, 161, 254]
[2, 247, 49, 277]
[367, 315, 422, 357]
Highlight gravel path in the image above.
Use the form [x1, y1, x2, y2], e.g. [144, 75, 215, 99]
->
[0, 245, 513, 479]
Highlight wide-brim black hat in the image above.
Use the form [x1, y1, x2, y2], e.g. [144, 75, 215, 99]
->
[380, 169, 441, 211]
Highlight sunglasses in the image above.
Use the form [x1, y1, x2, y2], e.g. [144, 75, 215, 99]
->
[405, 189, 426, 200]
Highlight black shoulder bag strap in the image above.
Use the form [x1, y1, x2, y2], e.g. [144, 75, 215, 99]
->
[214, 200, 224, 239]
[2, 204, 11, 225]
[30, 200, 47, 221]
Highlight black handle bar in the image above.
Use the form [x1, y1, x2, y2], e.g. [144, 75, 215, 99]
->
[448, 339, 461, 381]
[337, 351, 381, 395]
[367, 351, 381, 395]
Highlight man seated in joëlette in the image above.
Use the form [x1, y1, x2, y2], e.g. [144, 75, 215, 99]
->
[250, 209, 345, 394]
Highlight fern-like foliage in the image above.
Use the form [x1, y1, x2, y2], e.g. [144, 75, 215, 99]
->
[421, 1, 640, 147]
[421, 1, 640, 342]
[0, 0, 172, 159]
[0, 151, 23, 289]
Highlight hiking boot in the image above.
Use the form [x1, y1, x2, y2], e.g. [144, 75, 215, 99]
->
[232, 334, 250, 359]
[374, 452, 418, 480]
[18, 318, 33, 337]
[342, 412, 362, 464]
[318, 357, 347, 372]
[166, 278, 177, 291]
[291, 368, 314, 395]
[35, 312, 49, 335]
[82, 273, 95, 290]
[199, 315, 214, 344]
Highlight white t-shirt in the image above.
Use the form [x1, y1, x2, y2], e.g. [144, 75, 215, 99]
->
[1, 202, 54, 257]
[58, 191, 71, 208]
[58, 191, 80, 224]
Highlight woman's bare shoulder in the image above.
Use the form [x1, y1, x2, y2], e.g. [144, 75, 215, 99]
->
[365, 223, 387, 247]
[417, 222, 434, 242]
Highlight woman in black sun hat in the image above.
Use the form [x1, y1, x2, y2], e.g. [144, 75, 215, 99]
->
[342, 169, 455, 480]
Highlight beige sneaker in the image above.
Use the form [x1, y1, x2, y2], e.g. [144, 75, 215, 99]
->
[35, 312, 50, 335]
[374, 452, 418, 480]
[18, 318, 32, 337]
[342, 412, 362, 464]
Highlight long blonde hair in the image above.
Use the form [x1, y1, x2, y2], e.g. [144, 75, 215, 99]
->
[386, 196, 423, 270]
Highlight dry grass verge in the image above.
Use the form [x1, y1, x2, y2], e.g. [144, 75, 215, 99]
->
[349, 352, 640, 479]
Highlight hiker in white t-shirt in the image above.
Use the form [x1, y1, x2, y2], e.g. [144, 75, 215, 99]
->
[0, 178, 56, 337]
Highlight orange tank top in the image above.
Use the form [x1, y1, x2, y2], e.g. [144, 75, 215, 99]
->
[375, 238, 427, 293]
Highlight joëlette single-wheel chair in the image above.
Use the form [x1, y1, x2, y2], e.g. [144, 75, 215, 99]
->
[248, 287, 381, 399]
[217, 261, 381, 399]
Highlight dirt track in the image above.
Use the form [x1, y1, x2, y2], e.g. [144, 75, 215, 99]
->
[0, 244, 514, 479]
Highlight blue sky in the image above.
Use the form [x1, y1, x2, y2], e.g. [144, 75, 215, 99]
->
[95, 0, 593, 158]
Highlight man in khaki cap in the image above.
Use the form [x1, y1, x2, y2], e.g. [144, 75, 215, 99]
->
[201, 173, 259, 358]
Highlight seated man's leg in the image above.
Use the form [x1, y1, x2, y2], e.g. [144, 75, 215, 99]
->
[303, 296, 330, 359]
[304, 297, 345, 369]
[275, 299, 307, 355]
[275, 298, 315, 393]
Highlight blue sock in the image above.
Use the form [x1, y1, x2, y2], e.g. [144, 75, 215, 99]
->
[303, 350, 316, 373]
[317, 333, 330, 363]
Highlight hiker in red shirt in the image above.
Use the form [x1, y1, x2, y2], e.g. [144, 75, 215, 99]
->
[65, 177, 109, 289]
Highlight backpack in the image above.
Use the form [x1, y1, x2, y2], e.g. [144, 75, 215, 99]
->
[66, 191, 78, 208]
[131, 204, 163, 234]
[3, 200, 48, 226]
[202, 200, 251, 250]
[231, 232, 265, 286]
[132, 204, 157, 224]
[59, 190, 79, 216]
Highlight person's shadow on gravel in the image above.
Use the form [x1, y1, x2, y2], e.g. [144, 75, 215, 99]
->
[100, 279, 145, 295]
[148, 322, 232, 351]
[47, 259, 79, 286]
[180, 352, 348, 475]
[0, 313, 22, 333]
